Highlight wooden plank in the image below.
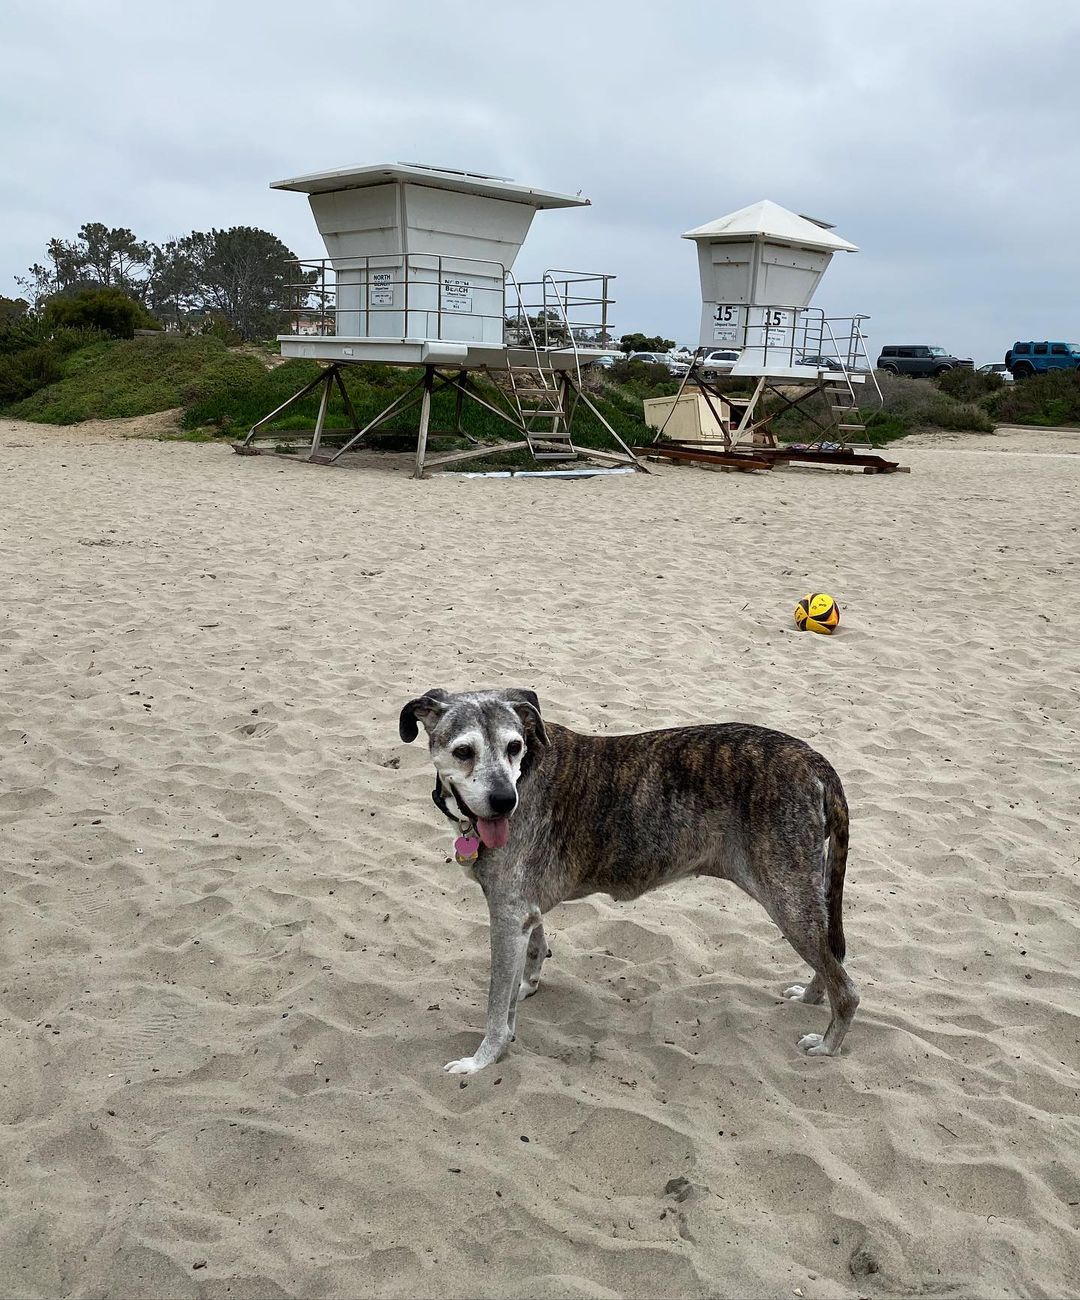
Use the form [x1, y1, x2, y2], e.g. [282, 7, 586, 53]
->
[650, 444, 772, 471]
[423, 441, 532, 468]
[760, 448, 903, 471]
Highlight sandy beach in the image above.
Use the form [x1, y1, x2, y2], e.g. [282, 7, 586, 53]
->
[1, 419, 1078, 1300]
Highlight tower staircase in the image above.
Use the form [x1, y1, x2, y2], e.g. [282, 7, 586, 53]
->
[487, 363, 578, 461]
[822, 373, 867, 446]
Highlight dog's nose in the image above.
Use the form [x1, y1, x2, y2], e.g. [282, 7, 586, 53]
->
[488, 790, 517, 816]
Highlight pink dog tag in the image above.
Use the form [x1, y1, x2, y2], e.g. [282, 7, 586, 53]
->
[454, 835, 480, 865]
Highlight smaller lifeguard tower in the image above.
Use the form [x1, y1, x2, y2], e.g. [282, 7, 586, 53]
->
[651, 200, 897, 473]
[237, 162, 645, 478]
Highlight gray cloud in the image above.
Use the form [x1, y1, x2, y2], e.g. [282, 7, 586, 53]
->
[2, 0, 1078, 363]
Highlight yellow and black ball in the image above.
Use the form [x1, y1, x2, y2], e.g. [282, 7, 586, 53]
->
[795, 592, 840, 635]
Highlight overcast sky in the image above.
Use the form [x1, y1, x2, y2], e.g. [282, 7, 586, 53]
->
[3, 0, 1078, 363]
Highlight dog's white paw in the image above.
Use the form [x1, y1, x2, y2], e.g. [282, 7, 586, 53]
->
[797, 1033, 834, 1057]
[783, 984, 809, 1001]
[443, 1056, 485, 1075]
[518, 977, 540, 1001]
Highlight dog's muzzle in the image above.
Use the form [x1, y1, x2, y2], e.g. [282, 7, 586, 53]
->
[433, 779, 513, 849]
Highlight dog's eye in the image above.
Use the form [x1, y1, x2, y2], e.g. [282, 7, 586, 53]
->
[507, 739, 523, 759]
[452, 745, 474, 763]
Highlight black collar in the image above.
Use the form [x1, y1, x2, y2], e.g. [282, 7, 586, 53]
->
[432, 778, 477, 833]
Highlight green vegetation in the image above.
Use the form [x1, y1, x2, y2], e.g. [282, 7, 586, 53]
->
[44, 286, 160, 338]
[987, 369, 1080, 426]
[4, 335, 264, 424]
[0, 321, 108, 405]
[860, 372, 994, 437]
[934, 366, 1003, 403]
[854, 368, 1080, 438]
[608, 359, 679, 397]
[618, 332, 676, 355]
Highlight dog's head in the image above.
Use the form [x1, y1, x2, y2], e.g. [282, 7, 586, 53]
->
[398, 688, 548, 849]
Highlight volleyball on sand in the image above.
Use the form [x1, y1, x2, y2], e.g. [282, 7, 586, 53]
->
[794, 593, 840, 634]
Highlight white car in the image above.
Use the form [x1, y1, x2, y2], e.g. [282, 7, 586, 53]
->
[695, 349, 741, 380]
[977, 362, 1013, 384]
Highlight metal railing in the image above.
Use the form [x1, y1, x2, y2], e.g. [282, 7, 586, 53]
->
[283, 255, 616, 352]
[284, 251, 510, 340]
[702, 306, 881, 402]
[704, 306, 873, 368]
[505, 269, 614, 349]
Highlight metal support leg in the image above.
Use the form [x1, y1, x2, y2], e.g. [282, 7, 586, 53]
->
[690, 373, 732, 448]
[453, 370, 467, 435]
[565, 376, 649, 472]
[731, 375, 767, 447]
[308, 368, 333, 459]
[559, 372, 572, 440]
[241, 368, 330, 446]
[329, 371, 431, 462]
[412, 366, 435, 480]
[332, 366, 363, 440]
[651, 349, 699, 443]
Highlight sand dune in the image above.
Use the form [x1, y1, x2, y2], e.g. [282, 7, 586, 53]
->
[1, 419, 1078, 1299]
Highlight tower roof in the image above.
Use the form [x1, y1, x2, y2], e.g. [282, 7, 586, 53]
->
[271, 162, 589, 209]
[682, 200, 857, 252]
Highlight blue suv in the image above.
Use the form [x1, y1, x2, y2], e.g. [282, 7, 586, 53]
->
[1005, 341, 1080, 378]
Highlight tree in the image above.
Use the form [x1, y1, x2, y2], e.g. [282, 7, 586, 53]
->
[142, 239, 193, 331]
[75, 223, 153, 296]
[168, 226, 309, 340]
[20, 222, 311, 338]
[0, 296, 29, 325]
[17, 237, 85, 304]
[619, 332, 675, 355]
[17, 225, 152, 306]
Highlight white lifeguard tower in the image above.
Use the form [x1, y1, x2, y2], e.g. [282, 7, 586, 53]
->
[651, 199, 896, 473]
[237, 162, 645, 478]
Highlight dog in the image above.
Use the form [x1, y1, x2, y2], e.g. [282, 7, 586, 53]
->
[399, 688, 858, 1075]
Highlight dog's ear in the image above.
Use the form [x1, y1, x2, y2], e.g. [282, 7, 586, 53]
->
[399, 688, 451, 743]
[503, 688, 548, 747]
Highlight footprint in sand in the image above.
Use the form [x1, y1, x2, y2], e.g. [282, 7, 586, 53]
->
[232, 720, 277, 739]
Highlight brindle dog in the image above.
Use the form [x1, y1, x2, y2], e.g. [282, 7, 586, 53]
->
[399, 687, 858, 1075]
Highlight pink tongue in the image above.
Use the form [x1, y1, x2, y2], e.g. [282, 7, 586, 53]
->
[476, 817, 510, 849]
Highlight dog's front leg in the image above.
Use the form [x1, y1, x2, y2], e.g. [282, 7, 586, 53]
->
[444, 901, 534, 1075]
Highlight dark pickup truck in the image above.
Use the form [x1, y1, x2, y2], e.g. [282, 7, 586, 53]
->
[1005, 341, 1080, 378]
[876, 345, 973, 378]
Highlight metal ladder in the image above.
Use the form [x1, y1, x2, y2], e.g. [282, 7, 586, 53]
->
[498, 270, 580, 462]
[820, 317, 881, 446]
[823, 376, 866, 445]
[487, 364, 575, 460]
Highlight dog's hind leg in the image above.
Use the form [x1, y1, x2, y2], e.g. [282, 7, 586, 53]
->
[518, 922, 549, 1002]
[779, 912, 858, 1057]
[757, 862, 859, 1058]
[794, 953, 858, 1057]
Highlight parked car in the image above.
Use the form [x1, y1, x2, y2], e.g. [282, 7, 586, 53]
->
[1004, 341, 1080, 379]
[695, 349, 741, 379]
[977, 362, 1013, 384]
[877, 345, 973, 378]
[796, 354, 845, 372]
[626, 350, 688, 377]
[588, 353, 620, 370]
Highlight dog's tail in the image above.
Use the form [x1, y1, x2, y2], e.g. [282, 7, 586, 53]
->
[823, 770, 850, 963]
